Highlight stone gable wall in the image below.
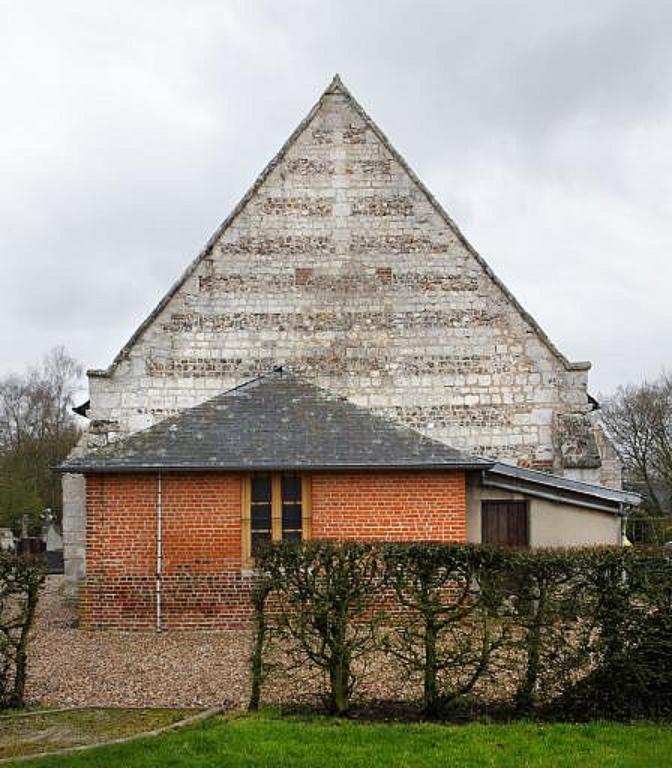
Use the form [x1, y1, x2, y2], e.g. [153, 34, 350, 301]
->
[86, 90, 601, 471]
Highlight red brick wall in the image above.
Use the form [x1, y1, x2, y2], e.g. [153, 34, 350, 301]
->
[81, 470, 466, 630]
[81, 473, 246, 630]
[85, 474, 157, 579]
[312, 471, 466, 542]
[161, 474, 242, 573]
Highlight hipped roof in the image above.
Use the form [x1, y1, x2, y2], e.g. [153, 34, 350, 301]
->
[59, 370, 491, 474]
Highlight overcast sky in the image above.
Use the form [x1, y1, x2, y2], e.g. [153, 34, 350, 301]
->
[1, 0, 670, 396]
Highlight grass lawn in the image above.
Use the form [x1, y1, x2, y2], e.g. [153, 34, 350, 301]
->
[0, 708, 190, 761]
[4, 712, 672, 768]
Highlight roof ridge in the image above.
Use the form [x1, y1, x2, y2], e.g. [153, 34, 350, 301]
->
[219, 365, 285, 397]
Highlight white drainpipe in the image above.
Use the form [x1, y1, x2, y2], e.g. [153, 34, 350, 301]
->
[156, 473, 163, 632]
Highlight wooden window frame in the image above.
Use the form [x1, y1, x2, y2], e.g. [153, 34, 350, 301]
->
[242, 473, 312, 566]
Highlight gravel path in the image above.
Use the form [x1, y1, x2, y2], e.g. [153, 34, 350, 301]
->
[26, 577, 252, 708]
[25, 577, 420, 709]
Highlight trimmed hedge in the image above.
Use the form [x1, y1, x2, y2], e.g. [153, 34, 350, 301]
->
[252, 541, 382, 715]
[0, 552, 45, 708]
[250, 542, 672, 720]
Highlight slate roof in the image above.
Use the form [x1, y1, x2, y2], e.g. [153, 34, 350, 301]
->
[484, 462, 641, 509]
[59, 371, 491, 474]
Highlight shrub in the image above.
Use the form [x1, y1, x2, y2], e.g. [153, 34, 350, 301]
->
[0, 552, 45, 708]
[554, 547, 672, 720]
[501, 548, 593, 714]
[254, 540, 382, 715]
[249, 541, 672, 721]
[380, 543, 511, 717]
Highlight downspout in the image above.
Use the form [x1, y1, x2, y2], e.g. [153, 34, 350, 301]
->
[156, 472, 163, 632]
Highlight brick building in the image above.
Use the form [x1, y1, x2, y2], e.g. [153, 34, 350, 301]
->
[60, 76, 638, 629]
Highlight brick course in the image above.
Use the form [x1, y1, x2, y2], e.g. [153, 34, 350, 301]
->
[81, 470, 466, 630]
[312, 472, 466, 542]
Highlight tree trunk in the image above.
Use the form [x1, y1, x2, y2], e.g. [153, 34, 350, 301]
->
[423, 619, 440, 717]
[9, 579, 40, 708]
[248, 584, 270, 712]
[516, 584, 545, 714]
[329, 654, 351, 715]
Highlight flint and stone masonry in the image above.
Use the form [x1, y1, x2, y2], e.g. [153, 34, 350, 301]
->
[62, 76, 621, 589]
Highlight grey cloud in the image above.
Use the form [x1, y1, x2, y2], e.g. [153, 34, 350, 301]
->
[1, 0, 670, 395]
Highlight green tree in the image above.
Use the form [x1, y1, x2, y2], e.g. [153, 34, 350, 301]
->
[0, 476, 42, 534]
[0, 347, 82, 530]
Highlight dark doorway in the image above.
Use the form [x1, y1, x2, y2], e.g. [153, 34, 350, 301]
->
[481, 500, 529, 546]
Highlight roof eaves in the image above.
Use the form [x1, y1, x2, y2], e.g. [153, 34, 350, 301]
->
[57, 459, 493, 475]
[486, 462, 641, 507]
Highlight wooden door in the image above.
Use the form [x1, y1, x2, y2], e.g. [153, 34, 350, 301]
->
[481, 500, 529, 546]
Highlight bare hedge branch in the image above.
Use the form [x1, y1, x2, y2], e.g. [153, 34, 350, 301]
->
[0, 552, 45, 709]
[254, 541, 382, 715]
[249, 541, 672, 721]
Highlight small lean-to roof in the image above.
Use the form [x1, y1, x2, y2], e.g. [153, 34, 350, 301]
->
[483, 462, 641, 513]
[59, 370, 491, 474]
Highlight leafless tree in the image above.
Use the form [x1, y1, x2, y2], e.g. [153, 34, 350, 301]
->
[0, 347, 82, 451]
[602, 374, 672, 517]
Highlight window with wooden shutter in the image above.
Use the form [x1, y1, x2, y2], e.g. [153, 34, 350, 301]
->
[481, 500, 529, 547]
[281, 473, 303, 542]
[242, 473, 312, 565]
[250, 474, 273, 556]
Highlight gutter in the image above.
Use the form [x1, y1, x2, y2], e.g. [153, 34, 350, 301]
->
[56, 461, 493, 474]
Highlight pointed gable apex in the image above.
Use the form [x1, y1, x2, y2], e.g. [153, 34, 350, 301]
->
[89, 74, 590, 379]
